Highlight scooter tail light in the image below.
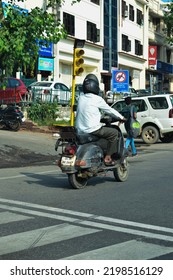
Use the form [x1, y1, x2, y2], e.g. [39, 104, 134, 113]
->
[75, 160, 87, 166]
[43, 89, 50, 94]
[64, 145, 76, 155]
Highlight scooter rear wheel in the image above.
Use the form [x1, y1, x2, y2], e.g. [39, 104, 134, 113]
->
[113, 159, 129, 182]
[68, 173, 88, 189]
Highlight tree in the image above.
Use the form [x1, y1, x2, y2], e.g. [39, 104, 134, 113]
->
[0, 0, 80, 78]
[163, 1, 173, 44]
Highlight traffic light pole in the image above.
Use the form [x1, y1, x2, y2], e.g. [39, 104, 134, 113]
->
[70, 74, 76, 126]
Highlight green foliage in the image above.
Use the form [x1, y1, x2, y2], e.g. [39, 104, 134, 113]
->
[0, 0, 81, 77]
[163, 2, 173, 43]
[27, 102, 58, 125]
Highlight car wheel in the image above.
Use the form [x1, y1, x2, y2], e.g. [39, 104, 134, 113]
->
[141, 126, 159, 144]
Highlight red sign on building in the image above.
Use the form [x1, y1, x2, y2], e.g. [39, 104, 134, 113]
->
[148, 46, 157, 65]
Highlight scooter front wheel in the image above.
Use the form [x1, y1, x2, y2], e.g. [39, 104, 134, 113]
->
[68, 173, 88, 189]
[113, 159, 129, 182]
[7, 121, 21, 131]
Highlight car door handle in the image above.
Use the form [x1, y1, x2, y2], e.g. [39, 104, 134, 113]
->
[141, 114, 148, 117]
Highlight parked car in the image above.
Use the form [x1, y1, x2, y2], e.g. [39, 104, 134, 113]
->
[106, 87, 138, 104]
[70, 84, 84, 104]
[29, 81, 71, 104]
[136, 89, 151, 96]
[112, 94, 173, 144]
[71, 83, 104, 104]
[0, 77, 28, 105]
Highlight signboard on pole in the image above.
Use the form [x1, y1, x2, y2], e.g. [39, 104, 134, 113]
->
[148, 46, 157, 65]
[38, 57, 54, 72]
[39, 43, 53, 57]
[112, 70, 129, 92]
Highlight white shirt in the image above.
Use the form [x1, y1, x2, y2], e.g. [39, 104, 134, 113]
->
[75, 93, 124, 133]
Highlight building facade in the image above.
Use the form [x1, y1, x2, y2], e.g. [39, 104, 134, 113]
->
[56, 0, 104, 88]
[148, 0, 173, 93]
[118, 0, 149, 90]
[10, 0, 173, 93]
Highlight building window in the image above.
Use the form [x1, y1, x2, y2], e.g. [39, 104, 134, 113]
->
[135, 40, 143, 55]
[90, 0, 100, 4]
[122, 0, 128, 18]
[63, 12, 74, 36]
[87, 21, 99, 42]
[129, 5, 134, 21]
[166, 49, 171, 63]
[137, 9, 143, 25]
[103, 0, 118, 71]
[122, 34, 131, 52]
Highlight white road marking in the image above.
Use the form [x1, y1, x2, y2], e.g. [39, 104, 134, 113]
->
[0, 223, 100, 256]
[0, 204, 79, 223]
[0, 169, 58, 180]
[63, 240, 173, 260]
[0, 211, 33, 224]
[0, 199, 173, 242]
[0, 198, 173, 233]
[80, 220, 173, 242]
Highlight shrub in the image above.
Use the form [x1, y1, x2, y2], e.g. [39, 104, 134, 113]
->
[27, 103, 58, 126]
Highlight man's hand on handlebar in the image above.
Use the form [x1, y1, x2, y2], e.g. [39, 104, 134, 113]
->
[118, 118, 126, 126]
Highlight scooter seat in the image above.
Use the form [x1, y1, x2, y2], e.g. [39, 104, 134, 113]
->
[77, 132, 99, 144]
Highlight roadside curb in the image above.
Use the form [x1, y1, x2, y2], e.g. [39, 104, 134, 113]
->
[21, 120, 59, 134]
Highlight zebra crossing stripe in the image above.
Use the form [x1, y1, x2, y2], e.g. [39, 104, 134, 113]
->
[0, 202, 173, 243]
[0, 223, 100, 256]
[0, 211, 33, 225]
[63, 240, 173, 260]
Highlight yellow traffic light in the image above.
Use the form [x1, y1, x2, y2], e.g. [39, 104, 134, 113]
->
[73, 48, 85, 76]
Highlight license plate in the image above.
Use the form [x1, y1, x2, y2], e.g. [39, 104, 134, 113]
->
[61, 156, 76, 166]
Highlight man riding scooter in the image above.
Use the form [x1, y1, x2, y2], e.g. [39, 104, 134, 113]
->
[75, 74, 126, 166]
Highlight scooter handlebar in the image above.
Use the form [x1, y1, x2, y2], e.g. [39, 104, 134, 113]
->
[101, 114, 126, 124]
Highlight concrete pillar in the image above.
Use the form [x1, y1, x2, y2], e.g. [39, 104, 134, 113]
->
[169, 77, 173, 92]
[16, 72, 21, 79]
[37, 73, 42, 82]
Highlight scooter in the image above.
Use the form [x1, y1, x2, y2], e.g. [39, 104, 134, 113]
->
[54, 115, 129, 189]
[0, 105, 25, 131]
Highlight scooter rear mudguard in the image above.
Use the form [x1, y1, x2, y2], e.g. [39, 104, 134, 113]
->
[76, 143, 104, 168]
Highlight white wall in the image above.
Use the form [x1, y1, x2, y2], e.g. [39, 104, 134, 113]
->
[19, 0, 103, 87]
[118, 0, 148, 89]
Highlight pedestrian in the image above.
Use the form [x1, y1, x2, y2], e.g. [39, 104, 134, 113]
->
[123, 96, 137, 157]
[75, 73, 126, 166]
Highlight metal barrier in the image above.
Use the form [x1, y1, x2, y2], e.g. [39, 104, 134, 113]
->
[31, 88, 71, 105]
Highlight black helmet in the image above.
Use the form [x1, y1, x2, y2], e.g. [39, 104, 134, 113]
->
[83, 74, 100, 95]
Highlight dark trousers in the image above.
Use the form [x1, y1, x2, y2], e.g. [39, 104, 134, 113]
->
[91, 126, 118, 156]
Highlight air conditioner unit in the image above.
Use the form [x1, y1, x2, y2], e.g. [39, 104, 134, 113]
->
[124, 10, 128, 17]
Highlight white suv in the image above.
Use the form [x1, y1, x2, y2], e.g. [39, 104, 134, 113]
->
[112, 94, 173, 144]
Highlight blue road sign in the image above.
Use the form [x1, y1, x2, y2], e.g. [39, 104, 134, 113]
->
[112, 70, 129, 92]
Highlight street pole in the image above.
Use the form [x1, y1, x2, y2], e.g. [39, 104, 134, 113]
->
[70, 52, 76, 126]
